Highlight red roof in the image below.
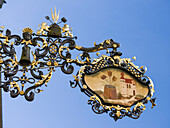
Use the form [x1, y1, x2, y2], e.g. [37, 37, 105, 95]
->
[120, 72, 133, 84]
[120, 72, 124, 79]
[125, 79, 132, 84]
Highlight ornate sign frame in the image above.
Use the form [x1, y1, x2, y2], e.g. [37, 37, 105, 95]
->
[70, 54, 156, 120]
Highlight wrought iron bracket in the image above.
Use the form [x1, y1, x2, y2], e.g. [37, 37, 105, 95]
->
[0, 8, 156, 121]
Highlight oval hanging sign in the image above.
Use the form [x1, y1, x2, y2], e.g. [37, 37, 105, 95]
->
[84, 68, 149, 107]
[69, 46, 156, 121]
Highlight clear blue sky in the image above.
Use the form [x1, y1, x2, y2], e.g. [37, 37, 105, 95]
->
[0, 0, 169, 128]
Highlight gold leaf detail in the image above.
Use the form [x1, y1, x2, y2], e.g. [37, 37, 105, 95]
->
[22, 28, 33, 34]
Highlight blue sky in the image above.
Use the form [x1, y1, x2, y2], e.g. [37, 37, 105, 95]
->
[0, 0, 170, 128]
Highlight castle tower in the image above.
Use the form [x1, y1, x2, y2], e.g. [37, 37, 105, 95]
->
[120, 72, 137, 98]
[104, 85, 117, 100]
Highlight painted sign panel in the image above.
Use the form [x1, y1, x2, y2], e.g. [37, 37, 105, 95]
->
[84, 68, 149, 107]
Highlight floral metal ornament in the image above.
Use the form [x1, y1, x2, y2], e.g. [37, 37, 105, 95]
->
[0, 8, 156, 121]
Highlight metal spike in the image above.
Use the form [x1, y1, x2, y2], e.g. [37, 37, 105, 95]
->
[51, 8, 55, 22]
[56, 9, 60, 23]
[54, 7, 57, 23]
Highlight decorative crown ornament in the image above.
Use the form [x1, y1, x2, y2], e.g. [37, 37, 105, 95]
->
[22, 27, 33, 34]
[36, 7, 72, 38]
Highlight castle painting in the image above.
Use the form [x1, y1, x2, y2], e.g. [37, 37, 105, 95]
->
[120, 72, 136, 98]
[84, 68, 149, 106]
